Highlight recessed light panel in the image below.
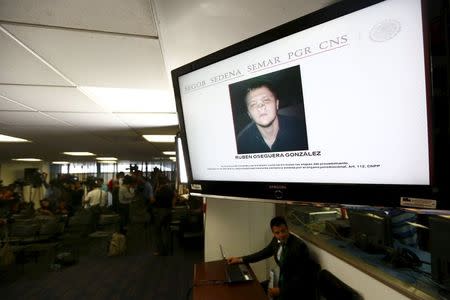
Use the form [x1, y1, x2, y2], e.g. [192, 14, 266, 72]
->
[163, 151, 176, 155]
[12, 158, 42, 162]
[0, 134, 30, 142]
[63, 152, 96, 156]
[142, 135, 175, 143]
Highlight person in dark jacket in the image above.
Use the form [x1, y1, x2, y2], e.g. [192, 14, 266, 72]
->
[227, 216, 313, 300]
[236, 81, 308, 154]
[151, 175, 175, 256]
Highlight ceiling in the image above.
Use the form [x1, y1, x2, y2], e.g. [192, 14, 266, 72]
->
[0, 0, 338, 164]
[0, 0, 176, 163]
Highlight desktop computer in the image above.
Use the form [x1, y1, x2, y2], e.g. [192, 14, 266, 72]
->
[289, 207, 338, 225]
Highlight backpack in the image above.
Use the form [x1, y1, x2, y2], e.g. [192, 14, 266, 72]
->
[0, 242, 15, 266]
[108, 232, 126, 256]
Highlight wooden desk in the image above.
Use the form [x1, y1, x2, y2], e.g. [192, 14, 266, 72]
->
[193, 260, 268, 300]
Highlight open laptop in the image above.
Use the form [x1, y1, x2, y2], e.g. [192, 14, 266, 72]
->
[220, 245, 253, 283]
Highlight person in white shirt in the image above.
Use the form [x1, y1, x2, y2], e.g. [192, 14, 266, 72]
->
[83, 179, 107, 208]
[118, 175, 135, 232]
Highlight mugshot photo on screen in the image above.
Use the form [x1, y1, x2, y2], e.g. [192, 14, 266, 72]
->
[230, 65, 308, 154]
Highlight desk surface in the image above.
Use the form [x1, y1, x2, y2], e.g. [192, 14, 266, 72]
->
[193, 260, 267, 300]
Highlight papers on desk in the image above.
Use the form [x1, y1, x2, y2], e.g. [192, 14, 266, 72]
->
[268, 268, 280, 300]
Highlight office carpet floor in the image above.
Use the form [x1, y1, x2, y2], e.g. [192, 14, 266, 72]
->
[0, 224, 204, 300]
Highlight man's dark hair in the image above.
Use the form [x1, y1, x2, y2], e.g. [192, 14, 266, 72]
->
[245, 81, 278, 103]
[122, 175, 134, 185]
[270, 216, 288, 228]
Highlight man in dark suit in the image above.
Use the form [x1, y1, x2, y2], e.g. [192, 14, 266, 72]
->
[227, 216, 314, 300]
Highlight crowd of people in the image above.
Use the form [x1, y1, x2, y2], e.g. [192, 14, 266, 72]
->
[0, 168, 179, 255]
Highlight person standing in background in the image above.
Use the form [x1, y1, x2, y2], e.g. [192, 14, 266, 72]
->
[82, 179, 107, 208]
[118, 175, 135, 233]
[151, 175, 175, 256]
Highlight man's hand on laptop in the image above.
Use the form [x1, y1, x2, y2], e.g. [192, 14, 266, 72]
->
[227, 257, 243, 264]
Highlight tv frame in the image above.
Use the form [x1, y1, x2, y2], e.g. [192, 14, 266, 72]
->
[172, 0, 449, 209]
[175, 133, 189, 185]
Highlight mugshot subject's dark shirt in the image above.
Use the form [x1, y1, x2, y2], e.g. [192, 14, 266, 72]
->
[236, 115, 308, 154]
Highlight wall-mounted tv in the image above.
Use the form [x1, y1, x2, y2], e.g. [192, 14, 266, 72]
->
[172, 0, 448, 208]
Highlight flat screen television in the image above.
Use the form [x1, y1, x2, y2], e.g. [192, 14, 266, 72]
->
[172, 0, 448, 208]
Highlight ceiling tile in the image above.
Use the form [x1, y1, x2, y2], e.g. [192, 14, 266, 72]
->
[0, 125, 88, 137]
[0, 85, 106, 112]
[46, 112, 129, 129]
[0, 25, 72, 86]
[0, 94, 34, 111]
[0, 111, 71, 126]
[79, 86, 176, 113]
[116, 112, 178, 128]
[3, 24, 170, 89]
[0, 0, 157, 36]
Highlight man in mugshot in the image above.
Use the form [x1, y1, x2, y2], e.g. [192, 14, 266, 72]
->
[236, 81, 308, 154]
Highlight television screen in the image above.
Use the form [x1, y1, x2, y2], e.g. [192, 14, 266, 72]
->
[172, 0, 445, 207]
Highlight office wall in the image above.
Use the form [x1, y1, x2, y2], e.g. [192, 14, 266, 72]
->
[0, 162, 49, 207]
[306, 241, 409, 300]
[205, 199, 410, 299]
[0, 161, 49, 186]
[204, 197, 276, 280]
[152, 0, 339, 72]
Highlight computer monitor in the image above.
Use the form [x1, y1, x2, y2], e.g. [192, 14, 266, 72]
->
[348, 209, 392, 253]
[171, 0, 448, 208]
[430, 216, 450, 289]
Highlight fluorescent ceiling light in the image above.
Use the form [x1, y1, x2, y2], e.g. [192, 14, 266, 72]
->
[0, 134, 30, 142]
[12, 158, 42, 162]
[63, 152, 96, 156]
[79, 86, 176, 113]
[52, 161, 70, 164]
[98, 160, 118, 164]
[163, 151, 176, 155]
[96, 157, 117, 161]
[143, 135, 175, 143]
[169, 157, 176, 161]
